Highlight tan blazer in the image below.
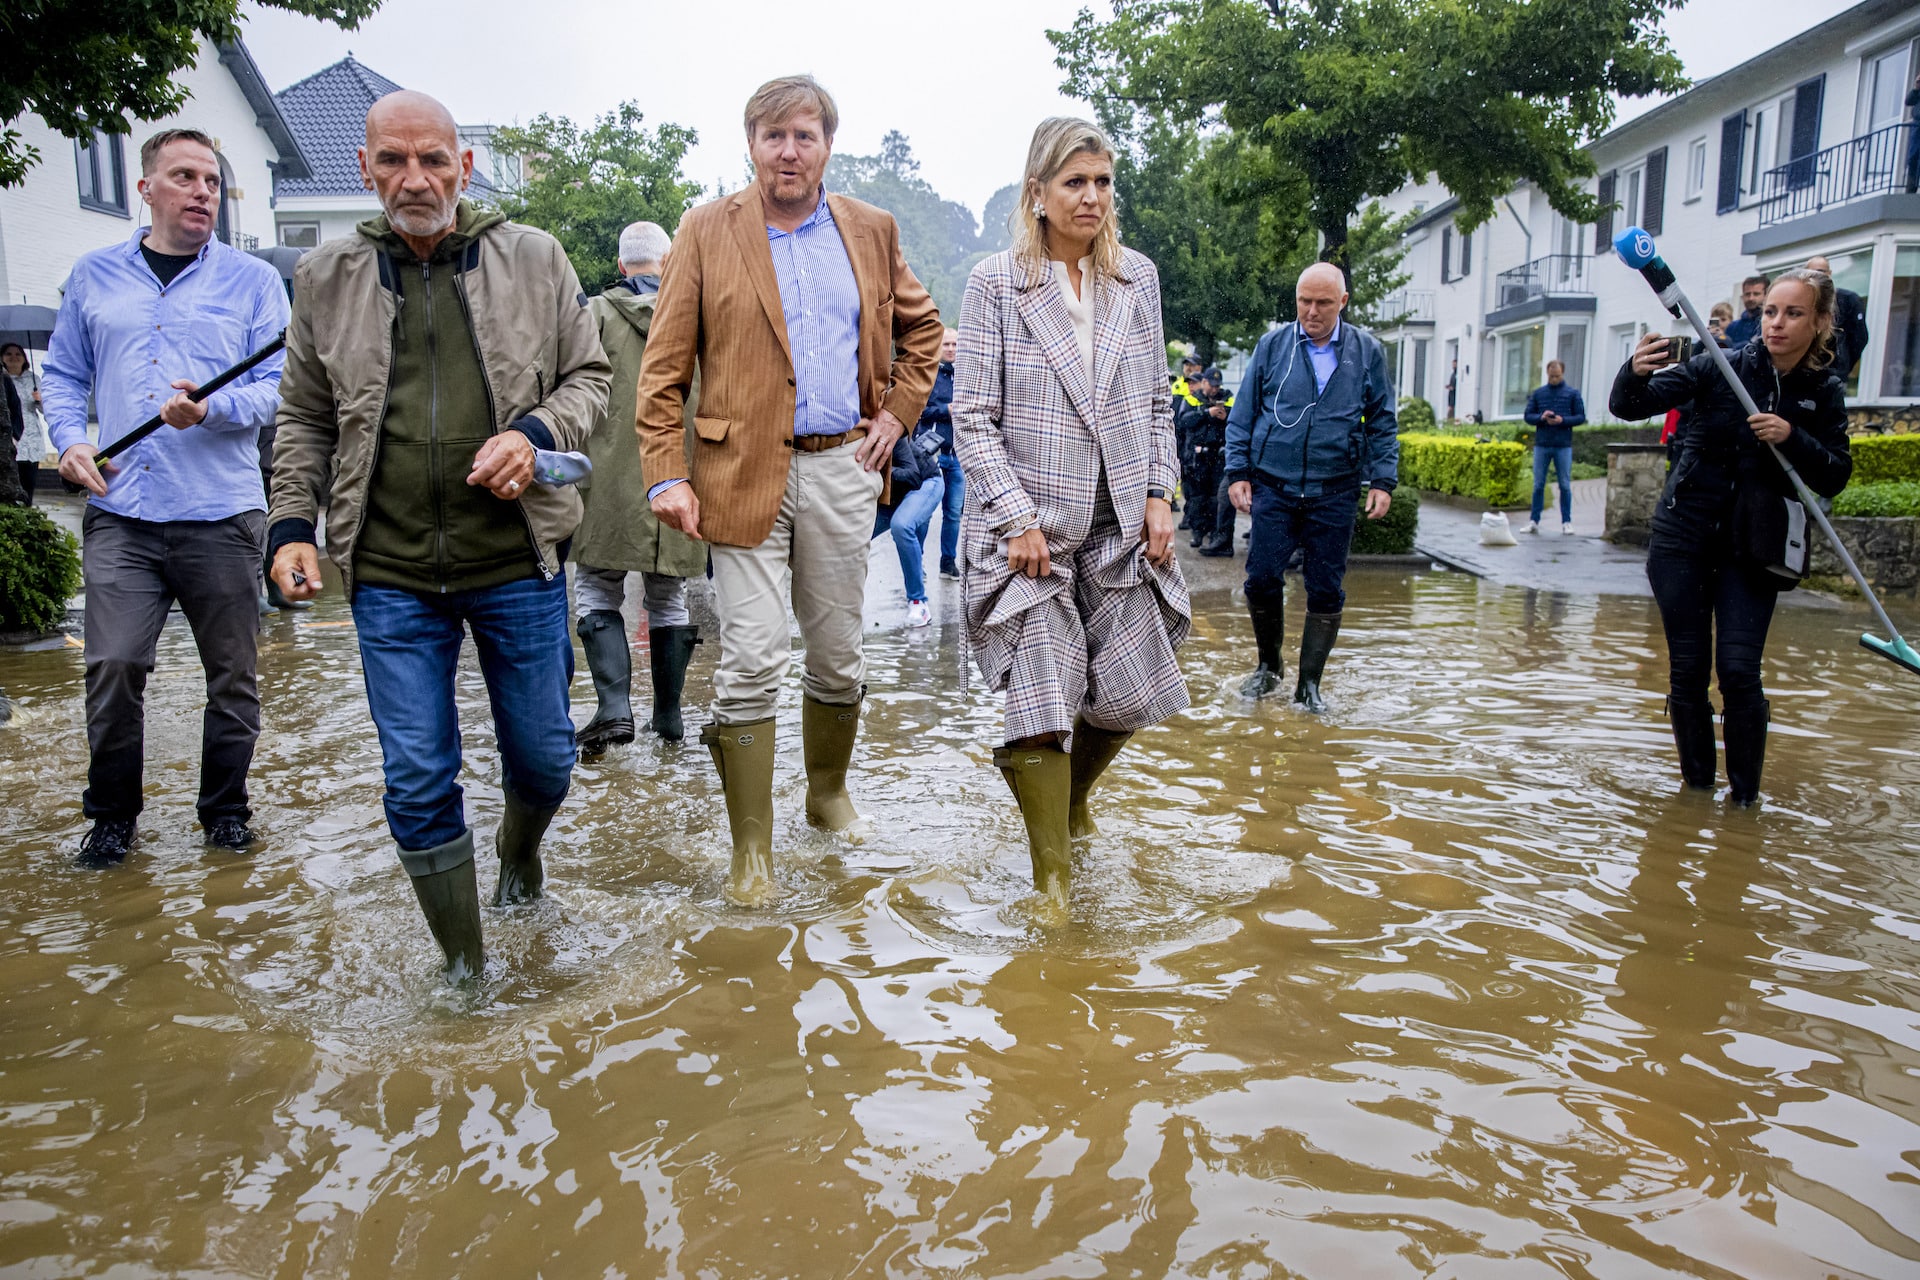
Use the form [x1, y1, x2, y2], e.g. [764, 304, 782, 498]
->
[636, 186, 944, 549]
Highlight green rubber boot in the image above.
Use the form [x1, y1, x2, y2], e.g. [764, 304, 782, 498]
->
[802, 694, 866, 838]
[1068, 718, 1132, 840]
[403, 829, 485, 982]
[493, 789, 560, 906]
[994, 743, 1073, 908]
[701, 717, 777, 906]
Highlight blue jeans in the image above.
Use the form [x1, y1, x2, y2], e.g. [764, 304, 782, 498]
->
[1532, 445, 1574, 524]
[872, 475, 944, 602]
[938, 453, 965, 561]
[1244, 479, 1358, 616]
[352, 572, 576, 854]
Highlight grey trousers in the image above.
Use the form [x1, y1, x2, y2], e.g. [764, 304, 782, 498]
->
[573, 563, 691, 628]
[80, 507, 265, 824]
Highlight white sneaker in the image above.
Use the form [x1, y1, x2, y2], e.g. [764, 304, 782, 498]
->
[1526, 520, 1539, 534]
[906, 599, 931, 628]
[1562, 522, 1575, 536]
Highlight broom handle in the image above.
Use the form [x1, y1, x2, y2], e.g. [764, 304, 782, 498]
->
[93, 331, 287, 465]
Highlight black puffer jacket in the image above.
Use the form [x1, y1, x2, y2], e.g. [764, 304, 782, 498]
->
[1610, 340, 1852, 553]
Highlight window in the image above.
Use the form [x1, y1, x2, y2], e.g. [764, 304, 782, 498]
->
[1500, 325, 1544, 418]
[1555, 322, 1588, 396]
[1883, 245, 1920, 399]
[1823, 249, 1872, 397]
[279, 223, 321, 250]
[1685, 137, 1708, 201]
[1609, 323, 1642, 382]
[75, 129, 127, 216]
[1622, 164, 1644, 231]
[1411, 337, 1429, 405]
[1861, 41, 1914, 135]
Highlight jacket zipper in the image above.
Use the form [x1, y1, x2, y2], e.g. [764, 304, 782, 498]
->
[425, 260, 453, 592]
[348, 264, 400, 587]
[454, 265, 552, 581]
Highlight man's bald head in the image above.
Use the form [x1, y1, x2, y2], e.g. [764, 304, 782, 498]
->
[366, 90, 458, 146]
[360, 90, 472, 250]
[1805, 255, 1831, 275]
[1295, 262, 1349, 344]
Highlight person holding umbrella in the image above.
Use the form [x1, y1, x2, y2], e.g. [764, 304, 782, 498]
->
[42, 128, 289, 868]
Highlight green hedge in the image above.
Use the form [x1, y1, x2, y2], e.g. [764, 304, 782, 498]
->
[1398, 434, 1529, 507]
[1832, 481, 1920, 518]
[1848, 434, 1920, 485]
[1398, 396, 1437, 434]
[1351, 485, 1420, 554]
[1572, 424, 1664, 467]
[0, 505, 82, 634]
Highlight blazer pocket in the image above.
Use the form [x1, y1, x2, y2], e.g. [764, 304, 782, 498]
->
[694, 416, 731, 443]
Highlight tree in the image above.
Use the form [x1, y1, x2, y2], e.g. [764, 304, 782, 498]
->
[490, 102, 703, 295]
[1052, 0, 1686, 273]
[827, 131, 982, 321]
[978, 183, 1020, 254]
[1, 0, 382, 187]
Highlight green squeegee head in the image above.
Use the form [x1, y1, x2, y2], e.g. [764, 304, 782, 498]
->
[1861, 633, 1920, 678]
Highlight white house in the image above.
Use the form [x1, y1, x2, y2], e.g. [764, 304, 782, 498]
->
[271, 56, 507, 251]
[0, 39, 307, 309]
[1375, 0, 1920, 425]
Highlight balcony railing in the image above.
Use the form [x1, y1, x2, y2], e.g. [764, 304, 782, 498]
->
[1492, 255, 1592, 310]
[1371, 289, 1434, 325]
[1755, 123, 1915, 228]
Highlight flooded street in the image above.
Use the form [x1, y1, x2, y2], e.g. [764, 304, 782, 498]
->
[3, 563, 1919, 1278]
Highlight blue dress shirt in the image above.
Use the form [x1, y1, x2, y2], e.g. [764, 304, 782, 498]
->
[1305, 319, 1342, 393]
[43, 229, 289, 522]
[769, 192, 862, 437]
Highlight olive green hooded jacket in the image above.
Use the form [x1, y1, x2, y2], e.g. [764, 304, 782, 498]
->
[268, 201, 612, 592]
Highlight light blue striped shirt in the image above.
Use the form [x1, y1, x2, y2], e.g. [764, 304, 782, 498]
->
[769, 191, 861, 437]
[43, 229, 288, 521]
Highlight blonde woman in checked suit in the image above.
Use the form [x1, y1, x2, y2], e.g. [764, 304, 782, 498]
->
[952, 117, 1191, 909]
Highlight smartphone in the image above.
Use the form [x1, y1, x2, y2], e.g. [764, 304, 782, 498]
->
[1663, 334, 1695, 365]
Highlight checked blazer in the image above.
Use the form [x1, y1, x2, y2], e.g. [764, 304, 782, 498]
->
[953, 246, 1191, 738]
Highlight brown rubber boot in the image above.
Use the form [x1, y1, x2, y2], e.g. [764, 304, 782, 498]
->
[701, 717, 777, 905]
[802, 694, 867, 839]
[1067, 718, 1132, 840]
[994, 743, 1073, 908]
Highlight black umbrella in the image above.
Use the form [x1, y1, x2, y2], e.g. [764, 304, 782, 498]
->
[0, 304, 58, 352]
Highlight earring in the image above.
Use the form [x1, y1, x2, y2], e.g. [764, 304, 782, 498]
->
[1032, 204, 1046, 220]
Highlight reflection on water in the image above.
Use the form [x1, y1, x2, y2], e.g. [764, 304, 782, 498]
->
[2, 570, 1919, 1277]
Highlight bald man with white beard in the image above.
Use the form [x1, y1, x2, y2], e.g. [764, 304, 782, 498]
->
[1223, 262, 1399, 712]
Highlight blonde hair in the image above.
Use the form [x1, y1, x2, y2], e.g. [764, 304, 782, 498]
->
[1768, 268, 1837, 371]
[1009, 117, 1128, 288]
[743, 75, 838, 144]
[1709, 300, 1733, 323]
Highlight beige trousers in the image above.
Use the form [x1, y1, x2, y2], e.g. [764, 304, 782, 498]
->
[709, 440, 884, 724]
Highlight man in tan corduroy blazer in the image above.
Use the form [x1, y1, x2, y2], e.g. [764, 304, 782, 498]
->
[637, 74, 942, 906]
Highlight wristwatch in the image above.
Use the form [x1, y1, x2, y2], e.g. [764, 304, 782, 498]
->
[1146, 487, 1169, 501]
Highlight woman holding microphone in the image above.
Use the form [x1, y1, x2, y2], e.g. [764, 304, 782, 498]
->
[952, 117, 1190, 908]
[1610, 268, 1852, 806]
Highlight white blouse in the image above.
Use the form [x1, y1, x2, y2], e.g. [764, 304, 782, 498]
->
[1049, 258, 1095, 377]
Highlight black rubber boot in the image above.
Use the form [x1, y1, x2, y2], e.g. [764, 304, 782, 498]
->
[576, 610, 634, 755]
[493, 789, 560, 906]
[1723, 698, 1770, 808]
[1666, 695, 1717, 791]
[647, 625, 701, 743]
[1240, 594, 1285, 698]
[1293, 611, 1343, 714]
[404, 829, 485, 982]
[1067, 718, 1132, 840]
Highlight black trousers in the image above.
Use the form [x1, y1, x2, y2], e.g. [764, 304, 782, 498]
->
[1187, 447, 1223, 543]
[1645, 539, 1777, 710]
[81, 508, 265, 823]
[15, 462, 35, 504]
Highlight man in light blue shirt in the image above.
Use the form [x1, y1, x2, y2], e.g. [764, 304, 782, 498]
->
[42, 128, 289, 868]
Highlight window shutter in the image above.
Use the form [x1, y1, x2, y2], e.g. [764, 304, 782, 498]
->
[1594, 171, 1616, 252]
[1441, 227, 1453, 283]
[1459, 225, 1472, 277]
[1787, 74, 1824, 190]
[1716, 111, 1745, 213]
[1642, 147, 1667, 235]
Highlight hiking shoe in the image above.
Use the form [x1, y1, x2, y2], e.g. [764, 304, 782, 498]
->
[939, 556, 960, 580]
[906, 599, 931, 628]
[204, 817, 258, 851]
[76, 819, 137, 869]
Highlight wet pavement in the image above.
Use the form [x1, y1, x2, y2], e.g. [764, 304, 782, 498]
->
[4, 498, 1920, 1277]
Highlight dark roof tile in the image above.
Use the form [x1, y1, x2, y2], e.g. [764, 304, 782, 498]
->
[273, 57, 495, 199]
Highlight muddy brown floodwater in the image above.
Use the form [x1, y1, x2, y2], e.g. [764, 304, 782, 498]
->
[2, 567, 1919, 1278]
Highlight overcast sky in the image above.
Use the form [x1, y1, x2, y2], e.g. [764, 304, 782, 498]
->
[239, 0, 1854, 223]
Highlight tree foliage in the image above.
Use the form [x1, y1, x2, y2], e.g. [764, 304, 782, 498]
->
[1, 0, 383, 187]
[491, 102, 703, 296]
[827, 131, 993, 322]
[1052, 0, 1686, 269]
